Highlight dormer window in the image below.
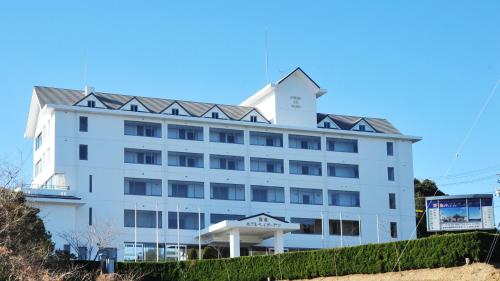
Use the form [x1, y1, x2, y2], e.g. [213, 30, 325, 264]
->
[130, 105, 138, 112]
[212, 112, 219, 119]
[250, 116, 257, 122]
[87, 100, 96, 108]
[172, 108, 179, 115]
[324, 122, 331, 128]
[359, 125, 366, 131]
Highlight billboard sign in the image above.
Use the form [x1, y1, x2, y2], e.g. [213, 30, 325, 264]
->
[426, 194, 495, 232]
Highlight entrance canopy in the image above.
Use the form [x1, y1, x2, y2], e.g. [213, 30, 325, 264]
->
[197, 213, 300, 257]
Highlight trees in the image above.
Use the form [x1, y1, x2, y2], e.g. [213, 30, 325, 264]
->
[414, 178, 446, 238]
[59, 223, 116, 260]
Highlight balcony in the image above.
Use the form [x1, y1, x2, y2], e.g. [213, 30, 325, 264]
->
[20, 184, 82, 203]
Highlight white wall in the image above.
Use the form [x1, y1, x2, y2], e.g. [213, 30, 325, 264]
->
[30, 106, 417, 260]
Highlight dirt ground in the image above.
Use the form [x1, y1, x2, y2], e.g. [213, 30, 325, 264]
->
[290, 263, 500, 281]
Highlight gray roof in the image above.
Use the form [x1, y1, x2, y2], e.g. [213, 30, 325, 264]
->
[34, 86, 401, 134]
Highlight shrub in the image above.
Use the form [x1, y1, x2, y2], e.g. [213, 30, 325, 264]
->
[201, 247, 218, 260]
[187, 249, 198, 260]
[116, 232, 498, 281]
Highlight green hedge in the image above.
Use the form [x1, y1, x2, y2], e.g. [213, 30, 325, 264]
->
[116, 232, 499, 281]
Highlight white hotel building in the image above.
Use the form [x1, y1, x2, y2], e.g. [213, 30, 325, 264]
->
[24, 68, 421, 261]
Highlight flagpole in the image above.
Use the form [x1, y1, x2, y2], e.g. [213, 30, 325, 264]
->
[339, 211, 343, 248]
[177, 204, 180, 261]
[134, 203, 137, 262]
[156, 201, 159, 262]
[358, 215, 362, 245]
[198, 207, 202, 260]
[376, 215, 380, 243]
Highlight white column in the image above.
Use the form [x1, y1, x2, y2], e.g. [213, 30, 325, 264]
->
[229, 229, 241, 258]
[274, 230, 284, 254]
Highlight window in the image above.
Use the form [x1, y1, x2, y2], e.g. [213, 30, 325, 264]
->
[324, 122, 331, 128]
[249, 131, 283, 147]
[329, 220, 360, 236]
[124, 121, 161, 138]
[168, 212, 204, 230]
[210, 214, 245, 224]
[89, 175, 93, 193]
[87, 100, 96, 108]
[390, 222, 398, 238]
[124, 148, 162, 165]
[388, 167, 395, 181]
[168, 180, 204, 199]
[290, 188, 323, 205]
[168, 152, 203, 168]
[124, 178, 162, 196]
[291, 218, 322, 234]
[210, 155, 244, 171]
[124, 210, 162, 228]
[168, 124, 203, 141]
[251, 185, 284, 203]
[79, 116, 88, 132]
[171, 108, 179, 115]
[211, 112, 219, 119]
[327, 138, 358, 153]
[79, 144, 88, 160]
[288, 134, 321, 150]
[209, 128, 244, 144]
[328, 190, 360, 207]
[250, 157, 284, 173]
[387, 142, 394, 156]
[130, 104, 138, 112]
[210, 183, 245, 201]
[34, 160, 42, 177]
[328, 163, 359, 178]
[389, 193, 396, 209]
[88, 208, 92, 226]
[35, 132, 42, 151]
[359, 125, 366, 131]
[250, 116, 257, 122]
[289, 160, 322, 176]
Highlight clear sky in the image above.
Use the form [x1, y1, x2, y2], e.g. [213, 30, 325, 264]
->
[1, 1, 499, 223]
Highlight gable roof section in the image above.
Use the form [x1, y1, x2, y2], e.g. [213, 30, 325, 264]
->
[160, 101, 191, 115]
[117, 97, 153, 112]
[277, 67, 320, 89]
[317, 114, 340, 129]
[237, 213, 288, 223]
[238, 108, 269, 122]
[320, 114, 401, 134]
[201, 104, 230, 119]
[73, 92, 108, 108]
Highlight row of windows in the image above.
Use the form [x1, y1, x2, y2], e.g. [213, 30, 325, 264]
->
[78, 145, 396, 180]
[119, 209, 398, 238]
[120, 178, 397, 208]
[77, 118, 395, 155]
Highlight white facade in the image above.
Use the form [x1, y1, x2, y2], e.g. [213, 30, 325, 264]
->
[24, 68, 420, 261]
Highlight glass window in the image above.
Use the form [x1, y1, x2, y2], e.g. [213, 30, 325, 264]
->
[172, 108, 179, 115]
[124, 210, 162, 228]
[130, 105, 138, 112]
[124, 178, 162, 196]
[387, 142, 394, 156]
[34, 160, 42, 177]
[390, 222, 398, 238]
[250, 116, 257, 122]
[291, 218, 322, 234]
[289, 160, 322, 176]
[168, 124, 203, 141]
[168, 212, 204, 230]
[210, 214, 245, 224]
[79, 116, 88, 132]
[389, 193, 396, 209]
[329, 220, 360, 236]
[288, 134, 321, 150]
[168, 152, 203, 168]
[388, 167, 395, 181]
[211, 112, 219, 119]
[35, 132, 43, 151]
[327, 138, 358, 153]
[328, 190, 360, 207]
[290, 188, 323, 205]
[210, 183, 245, 201]
[124, 149, 162, 165]
[249, 131, 283, 147]
[251, 185, 284, 203]
[124, 121, 161, 138]
[79, 144, 88, 160]
[168, 180, 204, 199]
[87, 100, 96, 108]
[250, 157, 284, 173]
[210, 155, 244, 171]
[328, 163, 359, 178]
[209, 128, 244, 144]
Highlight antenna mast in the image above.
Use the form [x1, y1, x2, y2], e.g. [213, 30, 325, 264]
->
[265, 30, 269, 84]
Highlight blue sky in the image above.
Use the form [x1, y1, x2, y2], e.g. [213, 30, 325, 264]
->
[0, 1, 499, 223]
